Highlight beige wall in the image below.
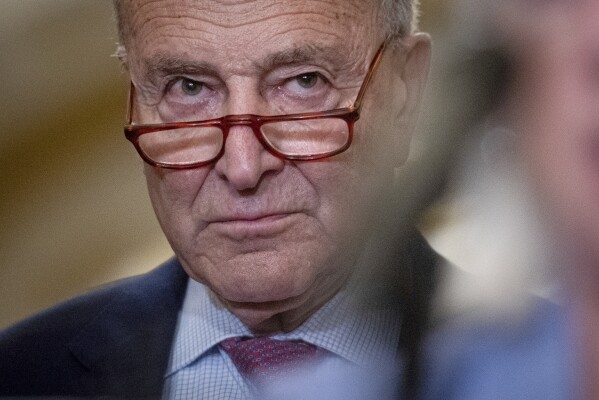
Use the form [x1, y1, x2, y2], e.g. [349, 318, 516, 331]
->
[0, 1, 172, 328]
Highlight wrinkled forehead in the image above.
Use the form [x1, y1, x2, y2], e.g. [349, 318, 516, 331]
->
[120, 0, 382, 71]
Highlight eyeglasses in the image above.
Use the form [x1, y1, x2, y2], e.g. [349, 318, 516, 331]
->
[124, 41, 388, 169]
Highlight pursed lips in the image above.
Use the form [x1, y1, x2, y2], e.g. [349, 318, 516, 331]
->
[205, 210, 304, 240]
[204, 198, 309, 224]
[210, 211, 295, 223]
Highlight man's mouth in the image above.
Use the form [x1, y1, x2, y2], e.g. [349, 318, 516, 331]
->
[209, 212, 301, 240]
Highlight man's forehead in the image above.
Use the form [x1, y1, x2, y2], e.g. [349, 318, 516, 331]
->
[124, 0, 379, 43]
[124, 0, 381, 77]
[126, 0, 376, 19]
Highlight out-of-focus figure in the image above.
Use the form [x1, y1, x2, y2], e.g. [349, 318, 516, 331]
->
[423, 0, 599, 399]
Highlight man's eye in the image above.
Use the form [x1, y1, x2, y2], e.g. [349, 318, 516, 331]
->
[180, 78, 203, 95]
[295, 72, 319, 89]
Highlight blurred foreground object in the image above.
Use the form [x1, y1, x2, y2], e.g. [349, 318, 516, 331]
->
[422, 0, 599, 399]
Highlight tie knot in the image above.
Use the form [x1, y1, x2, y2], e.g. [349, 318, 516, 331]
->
[220, 336, 322, 382]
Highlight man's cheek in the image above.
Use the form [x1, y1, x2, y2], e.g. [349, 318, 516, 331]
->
[145, 167, 208, 203]
[145, 167, 210, 236]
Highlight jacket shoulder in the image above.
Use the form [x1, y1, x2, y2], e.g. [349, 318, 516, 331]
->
[0, 257, 188, 396]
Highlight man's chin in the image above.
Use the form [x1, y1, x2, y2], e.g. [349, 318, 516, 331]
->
[178, 241, 349, 331]
[187, 247, 330, 302]
[214, 273, 311, 306]
[218, 290, 312, 333]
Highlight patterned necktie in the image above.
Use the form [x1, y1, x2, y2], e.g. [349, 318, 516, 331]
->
[220, 336, 322, 383]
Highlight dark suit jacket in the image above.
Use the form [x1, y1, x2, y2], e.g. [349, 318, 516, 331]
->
[0, 232, 439, 398]
[0, 258, 188, 398]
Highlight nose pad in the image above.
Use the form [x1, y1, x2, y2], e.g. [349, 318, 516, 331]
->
[213, 124, 284, 190]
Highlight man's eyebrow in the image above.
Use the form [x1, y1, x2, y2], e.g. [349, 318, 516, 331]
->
[259, 44, 350, 71]
[141, 54, 216, 83]
[140, 45, 353, 83]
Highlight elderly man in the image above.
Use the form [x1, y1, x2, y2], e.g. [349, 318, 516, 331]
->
[0, 0, 432, 398]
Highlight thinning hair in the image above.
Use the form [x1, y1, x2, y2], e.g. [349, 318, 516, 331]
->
[381, 0, 421, 38]
[113, 0, 420, 52]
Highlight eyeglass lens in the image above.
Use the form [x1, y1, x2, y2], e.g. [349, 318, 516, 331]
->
[137, 118, 350, 166]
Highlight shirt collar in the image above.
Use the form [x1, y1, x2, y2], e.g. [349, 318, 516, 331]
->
[165, 279, 251, 376]
[270, 283, 402, 365]
[166, 276, 401, 376]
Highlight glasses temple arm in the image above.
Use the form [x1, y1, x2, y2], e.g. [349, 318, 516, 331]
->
[352, 40, 388, 111]
[126, 82, 136, 125]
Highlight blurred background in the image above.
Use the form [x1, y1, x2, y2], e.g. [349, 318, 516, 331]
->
[0, 0, 476, 328]
[0, 0, 174, 327]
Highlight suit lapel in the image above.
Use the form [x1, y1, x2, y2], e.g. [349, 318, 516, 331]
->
[67, 258, 188, 397]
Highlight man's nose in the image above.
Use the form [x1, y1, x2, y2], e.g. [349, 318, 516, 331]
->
[213, 124, 285, 191]
[213, 85, 285, 190]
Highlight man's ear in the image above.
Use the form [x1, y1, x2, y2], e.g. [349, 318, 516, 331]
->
[392, 33, 431, 166]
[113, 43, 129, 70]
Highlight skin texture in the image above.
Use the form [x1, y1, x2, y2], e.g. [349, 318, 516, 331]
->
[120, 0, 430, 333]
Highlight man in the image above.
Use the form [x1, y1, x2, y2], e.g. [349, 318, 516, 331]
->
[0, 0, 432, 398]
[423, 0, 599, 399]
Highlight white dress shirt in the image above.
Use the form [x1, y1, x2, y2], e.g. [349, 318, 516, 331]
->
[162, 277, 402, 399]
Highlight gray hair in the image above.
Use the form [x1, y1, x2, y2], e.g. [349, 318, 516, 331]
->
[381, 0, 420, 38]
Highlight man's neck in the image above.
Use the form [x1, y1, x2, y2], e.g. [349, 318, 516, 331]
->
[222, 293, 340, 335]
[218, 267, 354, 335]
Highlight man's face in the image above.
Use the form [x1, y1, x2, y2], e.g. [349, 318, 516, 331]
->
[123, 0, 429, 331]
